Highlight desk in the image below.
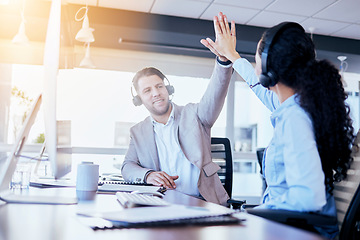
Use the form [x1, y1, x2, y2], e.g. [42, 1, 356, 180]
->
[0, 188, 327, 240]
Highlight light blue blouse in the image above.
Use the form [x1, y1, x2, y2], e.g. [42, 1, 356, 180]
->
[233, 58, 338, 238]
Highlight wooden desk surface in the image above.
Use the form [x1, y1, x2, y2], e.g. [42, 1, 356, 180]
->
[0, 188, 327, 240]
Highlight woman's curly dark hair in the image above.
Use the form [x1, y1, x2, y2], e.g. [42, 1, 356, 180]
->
[259, 24, 356, 192]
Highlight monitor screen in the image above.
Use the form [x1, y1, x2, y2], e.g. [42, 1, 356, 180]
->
[0, 95, 42, 193]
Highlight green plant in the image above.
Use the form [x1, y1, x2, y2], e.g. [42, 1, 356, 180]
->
[34, 133, 45, 143]
[11, 86, 33, 140]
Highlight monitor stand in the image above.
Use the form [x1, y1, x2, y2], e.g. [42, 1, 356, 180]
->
[30, 142, 75, 189]
[0, 190, 77, 205]
[32, 141, 47, 177]
[0, 141, 77, 205]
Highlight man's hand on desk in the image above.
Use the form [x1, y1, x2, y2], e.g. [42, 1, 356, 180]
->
[146, 171, 178, 189]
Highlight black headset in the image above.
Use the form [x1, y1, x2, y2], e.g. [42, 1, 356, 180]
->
[259, 22, 305, 88]
[131, 77, 174, 106]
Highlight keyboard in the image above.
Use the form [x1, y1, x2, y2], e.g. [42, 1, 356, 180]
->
[116, 192, 170, 208]
[98, 180, 152, 186]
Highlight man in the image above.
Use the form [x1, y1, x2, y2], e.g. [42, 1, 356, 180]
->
[121, 56, 233, 205]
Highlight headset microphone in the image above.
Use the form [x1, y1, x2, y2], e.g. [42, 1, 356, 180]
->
[249, 82, 260, 89]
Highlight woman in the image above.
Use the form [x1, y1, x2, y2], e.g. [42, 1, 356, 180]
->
[201, 12, 355, 239]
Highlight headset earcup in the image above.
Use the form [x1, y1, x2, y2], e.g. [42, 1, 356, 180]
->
[259, 71, 277, 88]
[267, 71, 277, 87]
[166, 85, 175, 95]
[132, 95, 142, 106]
[259, 74, 270, 88]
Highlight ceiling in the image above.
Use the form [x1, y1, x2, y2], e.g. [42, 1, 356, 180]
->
[0, 0, 359, 73]
[66, 0, 360, 41]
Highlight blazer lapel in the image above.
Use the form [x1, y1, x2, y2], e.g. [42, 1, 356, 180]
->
[173, 104, 181, 147]
[173, 104, 201, 169]
[143, 117, 160, 171]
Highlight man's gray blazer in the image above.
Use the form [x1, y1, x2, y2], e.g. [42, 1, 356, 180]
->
[121, 60, 233, 206]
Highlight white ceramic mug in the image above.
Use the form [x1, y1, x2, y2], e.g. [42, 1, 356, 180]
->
[76, 162, 99, 191]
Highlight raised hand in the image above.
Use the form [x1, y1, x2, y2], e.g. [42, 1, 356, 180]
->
[200, 12, 240, 63]
[146, 171, 179, 189]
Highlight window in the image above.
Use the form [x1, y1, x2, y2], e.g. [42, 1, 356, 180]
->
[56, 68, 226, 148]
[0, 51, 228, 175]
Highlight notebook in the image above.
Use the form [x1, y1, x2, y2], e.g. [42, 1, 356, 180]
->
[78, 205, 242, 229]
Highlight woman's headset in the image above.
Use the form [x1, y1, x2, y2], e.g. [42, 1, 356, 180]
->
[259, 22, 305, 88]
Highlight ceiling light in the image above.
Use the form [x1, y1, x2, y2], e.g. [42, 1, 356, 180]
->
[337, 55, 348, 87]
[337, 55, 348, 72]
[75, 6, 94, 43]
[12, 0, 29, 44]
[79, 43, 95, 68]
[12, 19, 29, 44]
[337, 56, 347, 62]
[308, 27, 315, 40]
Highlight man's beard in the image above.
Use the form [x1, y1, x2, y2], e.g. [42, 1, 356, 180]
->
[148, 100, 171, 116]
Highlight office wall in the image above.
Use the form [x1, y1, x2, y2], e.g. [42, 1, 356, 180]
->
[72, 46, 215, 79]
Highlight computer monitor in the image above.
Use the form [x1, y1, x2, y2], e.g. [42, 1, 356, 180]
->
[0, 94, 77, 204]
[42, 0, 71, 180]
[43, 59, 72, 180]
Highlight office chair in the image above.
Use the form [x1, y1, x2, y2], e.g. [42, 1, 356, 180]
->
[256, 148, 265, 174]
[256, 147, 267, 193]
[246, 131, 360, 240]
[211, 137, 245, 209]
